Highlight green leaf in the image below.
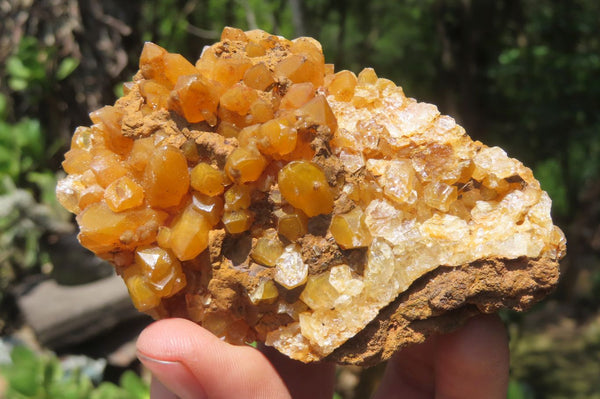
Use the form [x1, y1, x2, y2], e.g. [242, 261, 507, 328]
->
[0, 117, 46, 184]
[114, 82, 125, 98]
[120, 370, 150, 399]
[18, 36, 40, 54]
[91, 382, 125, 399]
[10, 346, 38, 367]
[14, 118, 43, 161]
[534, 158, 568, 216]
[6, 56, 31, 79]
[56, 57, 80, 80]
[6, 346, 42, 396]
[6, 369, 41, 397]
[0, 145, 20, 181]
[532, 45, 549, 58]
[43, 355, 63, 392]
[8, 77, 29, 91]
[0, 93, 7, 120]
[20, 155, 34, 172]
[27, 171, 59, 206]
[49, 379, 92, 399]
[507, 379, 534, 399]
[498, 48, 521, 65]
[24, 228, 41, 269]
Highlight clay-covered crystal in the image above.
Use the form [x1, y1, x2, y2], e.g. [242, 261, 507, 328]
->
[57, 27, 565, 365]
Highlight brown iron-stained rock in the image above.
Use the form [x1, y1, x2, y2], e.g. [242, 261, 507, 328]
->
[327, 256, 559, 366]
[56, 27, 566, 365]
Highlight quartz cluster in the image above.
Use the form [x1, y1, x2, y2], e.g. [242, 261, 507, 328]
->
[56, 27, 566, 364]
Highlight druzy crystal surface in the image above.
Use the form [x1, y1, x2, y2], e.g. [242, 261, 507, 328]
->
[57, 27, 565, 364]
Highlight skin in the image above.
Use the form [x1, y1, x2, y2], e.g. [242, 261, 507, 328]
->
[136, 314, 509, 399]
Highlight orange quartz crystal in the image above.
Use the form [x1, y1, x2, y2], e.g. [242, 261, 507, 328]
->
[330, 207, 372, 249]
[190, 163, 226, 197]
[222, 209, 254, 234]
[191, 193, 224, 226]
[168, 205, 211, 261]
[225, 144, 267, 183]
[256, 117, 298, 156]
[251, 230, 284, 266]
[278, 161, 334, 217]
[142, 145, 190, 208]
[57, 27, 565, 364]
[275, 206, 308, 241]
[104, 176, 145, 212]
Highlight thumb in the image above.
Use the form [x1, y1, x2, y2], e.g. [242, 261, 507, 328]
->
[136, 318, 291, 399]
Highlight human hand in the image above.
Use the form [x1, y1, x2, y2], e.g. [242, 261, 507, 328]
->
[136, 314, 509, 399]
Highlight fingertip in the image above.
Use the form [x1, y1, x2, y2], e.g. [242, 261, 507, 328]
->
[137, 320, 212, 399]
[136, 318, 216, 362]
[136, 318, 291, 399]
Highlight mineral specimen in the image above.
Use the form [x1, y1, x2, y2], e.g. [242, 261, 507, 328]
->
[56, 27, 566, 365]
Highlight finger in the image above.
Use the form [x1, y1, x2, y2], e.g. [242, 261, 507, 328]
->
[136, 318, 291, 399]
[260, 344, 336, 399]
[373, 314, 509, 399]
[435, 314, 509, 399]
[150, 378, 177, 399]
[372, 334, 437, 399]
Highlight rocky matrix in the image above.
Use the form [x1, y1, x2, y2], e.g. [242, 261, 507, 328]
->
[56, 27, 566, 365]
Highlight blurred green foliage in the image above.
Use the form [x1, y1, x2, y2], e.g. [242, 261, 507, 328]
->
[1, 0, 599, 397]
[507, 379, 535, 399]
[0, 95, 69, 301]
[6, 37, 78, 106]
[0, 35, 76, 332]
[0, 116, 44, 188]
[510, 312, 600, 399]
[0, 346, 149, 399]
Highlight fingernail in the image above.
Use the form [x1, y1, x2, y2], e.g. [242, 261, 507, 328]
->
[137, 351, 208, 399]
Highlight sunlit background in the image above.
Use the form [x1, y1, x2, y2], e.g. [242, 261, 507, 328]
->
[1, 1, 599, 398]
